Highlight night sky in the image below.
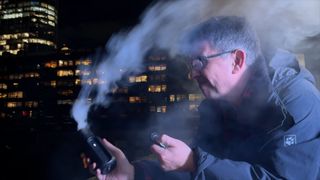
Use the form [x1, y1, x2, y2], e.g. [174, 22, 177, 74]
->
[58, 0, 152, 49]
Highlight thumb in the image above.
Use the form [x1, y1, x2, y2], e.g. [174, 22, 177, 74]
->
[159, 134, 178, 147]
[150, 144, 166, 157]
[101, 138, 125, 159]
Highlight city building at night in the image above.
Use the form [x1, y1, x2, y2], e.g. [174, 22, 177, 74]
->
[0, 0, 58, 56]
[0, 48, 203, 133]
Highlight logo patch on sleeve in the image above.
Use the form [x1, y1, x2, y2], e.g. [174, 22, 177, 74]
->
[284, 135, 296, 147]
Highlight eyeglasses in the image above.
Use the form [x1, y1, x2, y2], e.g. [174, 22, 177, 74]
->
[188, 49, 236, 71]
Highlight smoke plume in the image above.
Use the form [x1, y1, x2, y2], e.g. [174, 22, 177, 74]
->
[71, 0, 320, 129]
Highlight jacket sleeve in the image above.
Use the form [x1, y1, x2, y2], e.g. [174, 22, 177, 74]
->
[192, 147, 282, 180]
[193, 133, 320, 180]
[133, 160, 191, 180]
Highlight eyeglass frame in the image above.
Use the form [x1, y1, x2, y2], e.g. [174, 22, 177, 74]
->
[188, 49, 237, 71]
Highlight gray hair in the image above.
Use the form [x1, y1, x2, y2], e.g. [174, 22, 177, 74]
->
[183, 16, 261, 66]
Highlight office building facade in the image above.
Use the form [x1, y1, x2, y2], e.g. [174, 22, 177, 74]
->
[0, 0, 58, 56]
[0, 48, 203, 132]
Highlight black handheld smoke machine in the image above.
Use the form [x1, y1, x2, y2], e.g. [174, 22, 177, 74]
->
[79, 127, 116, 174]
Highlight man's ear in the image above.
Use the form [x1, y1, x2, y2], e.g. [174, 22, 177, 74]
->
[232, 50, 246, 74]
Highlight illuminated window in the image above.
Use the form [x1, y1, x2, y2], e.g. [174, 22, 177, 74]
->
[8, 91, 23, 98]
[81, 79, 92, 85]
[9, 74, 23, 80]
[169, 95, 175, 102]
[58, 90, 73, 96]
[0, 83, 7, 89]
[75, 59, 91, 66]
[129, 75, 147, 83]
[57, 70, 74, 77]
[25, 101, 38, 108]
[82, 59, 91, 65]
[45, 61, 57, 68]
[156, 106, 167, 113]
[92, 78, 97, 84]
[7, 102, 22, 108]
[75, 69, 91, 76]
[68, 60, 74, 66]
[148, 85, 166, 93]
[59, 60, 66, 66]
[47, 5, 55, 11]
[189, 94, 203, 101]
[162, 85, 167, 92]
[21, 110, 33, 118]
[24, 72, 40, 78]
[50, 80, 56, 87]
[2, 13, 23, 19]
[161, 106, 167, 113]
[150, 106, 166, 113]
[92, 78, 105, 85]
[189, 104, 199, 111]
[23, 38, 55, 46]
[48, 21, 55, 27]
[75, 79, 81, 85]
[148, 64, 166, 71]
[129, 96, 146, 103]
[176, 94, 187, 102]
[48, 15, 55, 21]
[58, 60, 74, 67]
[13, 82, 19, 86]
[0, 93, 7, 99]
[57, 99, 73, 105]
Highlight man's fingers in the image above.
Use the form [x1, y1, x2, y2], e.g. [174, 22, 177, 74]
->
[159, 134, 178, 147]
[88, 162, 97, 175]
[101, 138, 125, 159]
[150, 144, 166, 157]
[96, 168, 105, 180]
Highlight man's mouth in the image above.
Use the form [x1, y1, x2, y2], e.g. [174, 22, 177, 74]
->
[195, 75, 207, 85]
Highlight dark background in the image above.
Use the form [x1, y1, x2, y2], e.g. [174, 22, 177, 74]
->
[1, 1, 157, 180]
[58, 0, 152, 49]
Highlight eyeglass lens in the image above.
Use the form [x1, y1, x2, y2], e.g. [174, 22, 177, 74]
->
[191, 59, 203, 71]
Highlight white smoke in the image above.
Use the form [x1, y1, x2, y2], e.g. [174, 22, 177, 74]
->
[71, 0, 320, 129]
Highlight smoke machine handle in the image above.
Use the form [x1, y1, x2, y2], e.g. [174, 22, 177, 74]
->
[80, 129, 116, 174]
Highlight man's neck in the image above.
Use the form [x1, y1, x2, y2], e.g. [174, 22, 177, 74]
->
[227, 68, 251, 107]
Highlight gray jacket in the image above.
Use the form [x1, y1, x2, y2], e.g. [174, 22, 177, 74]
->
[133, 50, 320, 179]
[193, 50, 320, 179]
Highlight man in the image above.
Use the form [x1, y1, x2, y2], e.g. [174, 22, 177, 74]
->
[89, 16, 320, 179]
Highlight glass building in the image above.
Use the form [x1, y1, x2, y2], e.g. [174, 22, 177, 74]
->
[0, 48, 203, 132]
[0, 0, 58, 56]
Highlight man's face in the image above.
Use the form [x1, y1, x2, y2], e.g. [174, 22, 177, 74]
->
[190, 42, 239, 101]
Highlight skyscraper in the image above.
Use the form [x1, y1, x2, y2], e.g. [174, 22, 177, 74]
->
[0, 0, 58, 56]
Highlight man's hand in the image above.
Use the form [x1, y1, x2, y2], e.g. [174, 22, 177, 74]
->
[87, 138, 134, 180]
[150, 134, 195, 172]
